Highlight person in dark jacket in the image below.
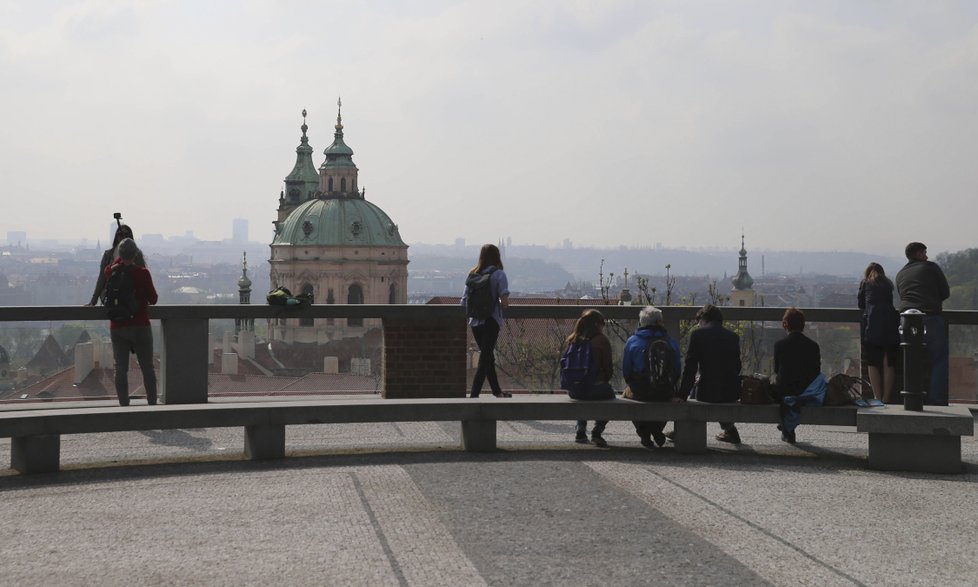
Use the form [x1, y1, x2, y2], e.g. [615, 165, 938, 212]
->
[622, 306, 681, 448]
[895, 242, 950, 405]
[858, 263, 900, 403]
[772, 308, 821, 444]
[87, 224, 146, 306]
[677, 304, 742, 444]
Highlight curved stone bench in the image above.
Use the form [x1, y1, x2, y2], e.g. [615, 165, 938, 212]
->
[0, 397, 972, 474]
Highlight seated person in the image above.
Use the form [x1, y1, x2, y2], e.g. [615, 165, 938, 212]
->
[773, 308, 822, 444]
[677, 304, 743, 444]
[622, 306, 681, 448]
[560, 309, 615, 448]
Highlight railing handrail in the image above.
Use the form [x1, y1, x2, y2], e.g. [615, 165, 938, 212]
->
[1, 304, 977, 324]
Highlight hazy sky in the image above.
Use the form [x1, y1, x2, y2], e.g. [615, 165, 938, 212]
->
[2, 1, 977, 255]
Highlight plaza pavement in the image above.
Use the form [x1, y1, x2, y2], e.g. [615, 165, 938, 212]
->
[0, 396, 976, 586]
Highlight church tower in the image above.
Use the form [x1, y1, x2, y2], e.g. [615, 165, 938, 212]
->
[730, 234, 756, 307]
[269, 101, 409, 344]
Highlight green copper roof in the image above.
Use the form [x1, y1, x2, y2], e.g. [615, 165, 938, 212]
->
[273, 197, 406, 247]
[285, 109, 321, 187]
[732, 234, 754, 290]
[321, 98, 356, 169]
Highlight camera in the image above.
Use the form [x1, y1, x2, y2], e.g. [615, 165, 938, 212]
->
[113, 212, 122, 220]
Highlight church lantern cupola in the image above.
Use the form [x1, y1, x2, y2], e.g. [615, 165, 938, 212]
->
[320, 97, 360, 198]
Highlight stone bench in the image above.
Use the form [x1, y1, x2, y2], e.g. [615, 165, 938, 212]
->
[0, 397, 972, 475]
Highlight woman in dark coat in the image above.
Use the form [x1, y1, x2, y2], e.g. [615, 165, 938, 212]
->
[858, 263, 900, 403]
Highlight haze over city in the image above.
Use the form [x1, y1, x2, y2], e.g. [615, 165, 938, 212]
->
[2, 1, 977, 255]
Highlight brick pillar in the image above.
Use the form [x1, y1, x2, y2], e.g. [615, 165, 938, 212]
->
[383, 316, 467, 398]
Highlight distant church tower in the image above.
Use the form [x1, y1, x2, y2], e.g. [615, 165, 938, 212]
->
[236, 251, 253, 334]
[269, 100, 409, 344]
[730, 234, 756, 307]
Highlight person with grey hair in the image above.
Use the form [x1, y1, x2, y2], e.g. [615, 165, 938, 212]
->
[103, 238, 158, 406]
[622, 306, 681, 448]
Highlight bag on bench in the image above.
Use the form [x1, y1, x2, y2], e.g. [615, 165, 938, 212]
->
[740, 374, 773, 404]
[824, 374, 873, 406]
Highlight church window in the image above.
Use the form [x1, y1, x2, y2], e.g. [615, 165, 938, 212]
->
[389, 284, 397, 304]
[328, 177, 333, 192]
[341, 178, 347, 192]
[348, 284, 364, 327]
[300, 284, 315, 326]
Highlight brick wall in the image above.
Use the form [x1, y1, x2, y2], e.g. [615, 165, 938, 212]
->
[383, 317, 467, 398]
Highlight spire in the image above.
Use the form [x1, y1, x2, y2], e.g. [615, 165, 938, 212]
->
[732, 233, 754, 291]
[320, 96, 359, 197]
[284, 108, 321, 201]
[238, 251, 252, 291]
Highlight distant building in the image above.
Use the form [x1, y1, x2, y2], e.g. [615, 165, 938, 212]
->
[6, 231, 26, 247]
[232, 218, 249, 243]
[730, 234, 756, 307]
[269, 101, 408, 344]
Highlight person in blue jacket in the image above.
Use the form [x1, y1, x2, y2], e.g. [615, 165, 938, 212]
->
[622, 306, 681, 448]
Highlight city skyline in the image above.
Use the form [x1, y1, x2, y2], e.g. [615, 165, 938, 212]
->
[2, 2, 977, 255]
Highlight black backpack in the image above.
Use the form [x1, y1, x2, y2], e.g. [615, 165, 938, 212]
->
[103, 264, 140, 322]
[631, 338, 677, 401]
[464, 268, 497, 320]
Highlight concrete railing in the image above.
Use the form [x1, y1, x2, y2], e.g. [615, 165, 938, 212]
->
[1, 304, 977, 404]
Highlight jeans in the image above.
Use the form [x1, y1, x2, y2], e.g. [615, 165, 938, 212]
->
[111, 325, 157, 406]
[923, 315, 948, 406]
[471, 320, 502, 396]
[570, 381, 615, 435]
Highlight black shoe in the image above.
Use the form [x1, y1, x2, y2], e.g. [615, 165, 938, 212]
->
[663, 430, 675, 443]
[469, 393, 480, 398]
[716, 430, 742, 445]
[575, 430, 588, 443]
[640, 437, 655, 449]
[591, 434, 608, 448]
[781, 429, 797, 444]
[492, 391, 512, 398]
[652, 431, 666, 447]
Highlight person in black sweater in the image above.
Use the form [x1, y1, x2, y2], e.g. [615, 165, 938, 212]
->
[773, 308, 821, 444]
[677, 304, 742, 444]
[895, 241, 950, 405]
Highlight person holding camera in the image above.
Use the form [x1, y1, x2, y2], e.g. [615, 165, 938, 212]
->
[87, 221, 146, 306]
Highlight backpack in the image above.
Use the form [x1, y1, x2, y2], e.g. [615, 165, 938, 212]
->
[560, 339, 598, 396]
[103, 264, 140, 322]
[824, 374, 872, 406]
[740, 374, 773, 405]
[464, 268, 497, 320]
[629, 338, 677, 401]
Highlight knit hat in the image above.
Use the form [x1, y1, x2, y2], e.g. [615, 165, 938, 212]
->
[118, 238, 139, 261]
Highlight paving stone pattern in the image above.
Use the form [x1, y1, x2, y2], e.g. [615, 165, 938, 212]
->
[0, 416, 976, 586]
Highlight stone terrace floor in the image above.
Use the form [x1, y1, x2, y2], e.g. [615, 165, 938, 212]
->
[1, 396, 976, 586]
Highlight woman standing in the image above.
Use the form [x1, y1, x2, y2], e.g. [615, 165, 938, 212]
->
[858, 263, 900, 403]
[561, 309, 615, 447]
[88, 224, 146, 306]
[462, 244, 511, 398]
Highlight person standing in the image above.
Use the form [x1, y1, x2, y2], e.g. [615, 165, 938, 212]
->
[858, 263, 900, 403]
[561, 309, 615, 447]
[772, 308, 822, 444]
[87, 224, 146, 306]
[105, 238, 158, 406]
[462, 244, 511, 398]
[895, 242, 950, 405]
[677, 304, 743, 444]
[622, 306, 681, 448]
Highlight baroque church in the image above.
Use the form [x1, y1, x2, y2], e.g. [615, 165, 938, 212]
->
[268, 101, 408, 344]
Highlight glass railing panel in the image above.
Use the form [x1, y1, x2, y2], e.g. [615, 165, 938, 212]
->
[205, 317, 383, 398]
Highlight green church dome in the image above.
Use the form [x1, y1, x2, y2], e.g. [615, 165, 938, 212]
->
[273, 197, 406, 247]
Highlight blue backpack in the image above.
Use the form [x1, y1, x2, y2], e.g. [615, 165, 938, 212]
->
[560, 339, 598, 395]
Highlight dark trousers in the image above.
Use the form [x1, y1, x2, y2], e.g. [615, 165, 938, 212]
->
[571, 381, 615, 435]
[471, 320, 502, 396]
[111, 325, 157, 406]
